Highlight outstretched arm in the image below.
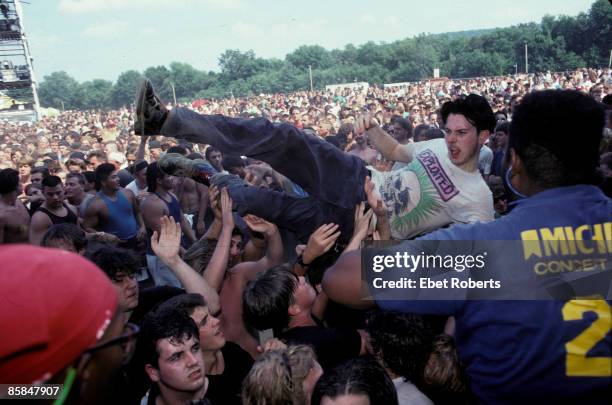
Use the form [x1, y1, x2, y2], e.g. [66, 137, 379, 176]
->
[322, 249, 375, 310]
[354, 113, 415, 163]
[151, 216, 220, 314]
[201, 188, 234, 291]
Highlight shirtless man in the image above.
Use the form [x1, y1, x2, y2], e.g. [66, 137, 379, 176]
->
[141, 162, 196, 287]
[168, 147, 209, 237]
[0, 168, 30, 243]
[29, 176, 79, 245]
[347, 123, 378, 165]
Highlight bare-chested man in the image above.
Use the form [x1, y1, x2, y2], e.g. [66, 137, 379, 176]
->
[0, 168, 30, 244]
[167, 146, 208, 237]
[346, 123, 378, 165]
[29, 176, 79, 245]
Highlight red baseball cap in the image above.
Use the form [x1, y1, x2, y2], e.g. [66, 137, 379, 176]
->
[0, 245, 118, 383]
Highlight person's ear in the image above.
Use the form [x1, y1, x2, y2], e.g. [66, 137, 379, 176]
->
[477, 129, 490, 146]
[288, 304, 301, 317]
[145, 364, 160, 383]
[509, 148, 523, 175]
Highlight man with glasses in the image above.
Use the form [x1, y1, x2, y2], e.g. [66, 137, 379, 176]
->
[88, 245, 140, 317]
[0, 245, 139, 405]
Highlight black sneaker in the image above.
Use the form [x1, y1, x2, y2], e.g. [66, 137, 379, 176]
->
[134, 78, 168, 136]
[158, 153, 218, 187]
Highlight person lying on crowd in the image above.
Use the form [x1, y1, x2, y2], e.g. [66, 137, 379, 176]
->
[134, 80, 494, 242]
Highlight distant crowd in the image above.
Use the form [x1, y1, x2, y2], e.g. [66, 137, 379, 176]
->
[0, 66, 611, 405]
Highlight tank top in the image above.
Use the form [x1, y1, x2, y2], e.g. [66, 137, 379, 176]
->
[146, 192, 183, 255]
[37, 203, 78, 225]
[97, 190, 139, 240]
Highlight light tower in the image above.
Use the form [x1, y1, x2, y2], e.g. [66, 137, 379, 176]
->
[0, 0, 40, 121]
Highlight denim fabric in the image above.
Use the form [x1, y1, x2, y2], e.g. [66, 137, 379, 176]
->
[162, 108, 368, 209]
[210, 172, 353, 243]
[162, 109, 368, 242]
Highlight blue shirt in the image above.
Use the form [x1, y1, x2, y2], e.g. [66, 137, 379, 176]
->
[379, 185, 612, 404]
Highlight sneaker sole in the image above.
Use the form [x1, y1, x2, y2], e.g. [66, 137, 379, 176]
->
[135, 78, 149, 136]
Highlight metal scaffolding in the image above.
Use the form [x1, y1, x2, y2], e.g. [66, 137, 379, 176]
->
[0, 0, 39, 121]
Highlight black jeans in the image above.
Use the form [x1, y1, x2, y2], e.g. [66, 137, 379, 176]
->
[162, 108, 369, 242]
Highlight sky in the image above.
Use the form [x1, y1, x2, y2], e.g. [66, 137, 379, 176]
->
[15, 0, 597, 83]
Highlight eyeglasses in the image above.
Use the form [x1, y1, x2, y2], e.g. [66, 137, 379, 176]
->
[84, 322, 140, 365]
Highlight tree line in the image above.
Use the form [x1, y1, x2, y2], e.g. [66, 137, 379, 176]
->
[38, 0, 611, 110]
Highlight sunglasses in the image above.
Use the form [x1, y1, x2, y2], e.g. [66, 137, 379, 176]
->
[84, 322, 139, 366]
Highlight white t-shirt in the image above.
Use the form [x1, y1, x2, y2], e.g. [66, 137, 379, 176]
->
[479, 144, 493, 175]
[369, 138, 494, 239]
[125, 180, 147, 198]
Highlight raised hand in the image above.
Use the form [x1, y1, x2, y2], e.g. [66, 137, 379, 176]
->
[208, 185, 221, 220]
[151, 216, 182, 265]
[354, 112, 379, 136]
[364, 176, 386, 217]
[353, 202, 374, 241]
[302, 223, 341, 264]
[220, 188, 234, 230]
[244, 214, 276, 235]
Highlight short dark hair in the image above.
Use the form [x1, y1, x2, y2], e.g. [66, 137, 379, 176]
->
[86, 245, 140, 281]
[440, 94, 496, 133]
[139, 305, 200, 368]
[167, 145, 188, 155]
[31, 166, 50, 178]
[0, 168, 19, 194]
[41, 223, 87, 252]
[337, 123, 354, 139]
[509, 90, 604, 188]
[159, 293, 208, 317]
[242, 264, 297, 332]
[41, 175, 62, 190]
[87, 150, 107, 161]
[391, 117, 414, 137]
[66, 172, 86, 186]
[366, 310, 434, 382]
[83, 171, 96, 184]
[205, 146, 221, 161]
[494, 121, 510, 134]
[95, 163, 116, 190]
[312, 358, 398, 405]
[186, 153, 203, 160]
[413, 124, 431, 139]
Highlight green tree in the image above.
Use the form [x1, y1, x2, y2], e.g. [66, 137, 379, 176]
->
[143, 65, 172, 100]
[110, 70, 142, 108]
[79, 79, 113, 109]
[38, 71, 81, 109]
[286, 45, 333, 70]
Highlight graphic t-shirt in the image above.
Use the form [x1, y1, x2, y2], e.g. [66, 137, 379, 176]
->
[369, 138, 494, 239]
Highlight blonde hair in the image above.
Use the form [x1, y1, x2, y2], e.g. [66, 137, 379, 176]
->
[241, 345, 317, 405]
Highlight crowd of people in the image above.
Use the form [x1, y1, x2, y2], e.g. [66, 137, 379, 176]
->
[0, 66, 611, 405]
